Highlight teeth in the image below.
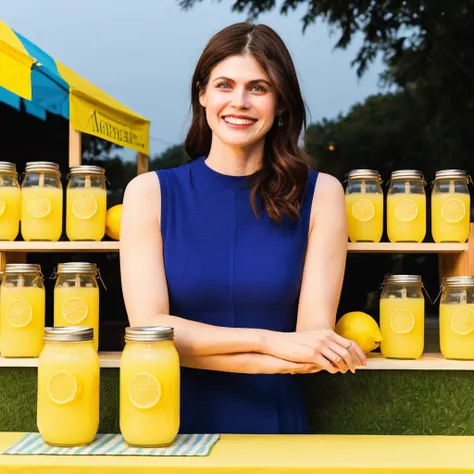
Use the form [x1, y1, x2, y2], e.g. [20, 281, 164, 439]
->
[224, 117, 255, 125]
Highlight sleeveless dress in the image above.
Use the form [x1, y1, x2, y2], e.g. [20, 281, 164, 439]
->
[156, 156, 318, 434]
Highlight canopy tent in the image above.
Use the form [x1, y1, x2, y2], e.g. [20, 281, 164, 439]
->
[0, 19, 150, 156]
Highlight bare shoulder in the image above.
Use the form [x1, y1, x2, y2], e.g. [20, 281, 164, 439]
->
[123, 171, 161, 222]
[313, 172, 344, 200]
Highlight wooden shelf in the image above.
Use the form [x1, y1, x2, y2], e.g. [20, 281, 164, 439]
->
[1, 351, 473, 370]
[0, 241, 467, 254]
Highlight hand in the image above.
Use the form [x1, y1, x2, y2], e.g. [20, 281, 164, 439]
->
[262, 329, 367, 374]
[255, 354, 323, 375]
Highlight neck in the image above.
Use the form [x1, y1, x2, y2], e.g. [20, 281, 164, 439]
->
[205, 135, 264, 176]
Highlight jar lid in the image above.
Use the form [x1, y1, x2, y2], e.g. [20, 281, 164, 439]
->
[0, 162, 17, 172]
[384, 274, 422, 285]
[44, 326, 93, 342]
[347, 169, 382, 180]
[69, 165, 106, 176]
[125, 326, 174, 342]
[4, 263, 41, 274]
[57, 262, 97, 274]
[25, 161, 60, 172]
[442, 276, 474, 288]
[435, 169, 468, 180]
[391, 170, 425, 180]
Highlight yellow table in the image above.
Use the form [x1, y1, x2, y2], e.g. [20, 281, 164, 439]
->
[0, 432, 473, 473]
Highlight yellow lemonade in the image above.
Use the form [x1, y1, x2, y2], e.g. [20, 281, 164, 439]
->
[120, 328, 180, 447]
[380, 297, 424, 359]
[66, 187, 107, 241]
[54, 286, 99, 352]
[440, 303, 474, 359]
[37, 328, 99, 446]
[346, 192, 383, 243]
[21, 186, 63, 241]
[0, 286, 45, 357]
[0, 186, 20, 241]
[432, 193, 470, 243]
[387, 193, 426, 242]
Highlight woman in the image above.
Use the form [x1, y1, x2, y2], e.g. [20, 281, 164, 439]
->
[120, 22, 366, 435]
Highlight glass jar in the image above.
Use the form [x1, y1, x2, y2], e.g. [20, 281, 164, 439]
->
[20, 161, 63, 241]
[379, 274, 424, 359]
[53, 262, 100, 351]
[431, 169, 471, 243]
[37, 326, 99, 446]
[120, 327, 180, 447]
[66, 165, 107, 241]
[345, 169, 383, 243]
[439, 276, 474, 360]
[387, 170, 426, 243]
[0, 263, 45, 357]
[0, 161, 21, 241]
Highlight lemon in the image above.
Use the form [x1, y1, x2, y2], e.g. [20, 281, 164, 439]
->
[5, 299, 33, 328]
[351, 199, 375, 222]
[450, 308, 474, 335]
[105, 204, 122, 241]
[394, 199, 418, 222]
[27, 195, 51, 218]
[128, 372, 161, 409]
[441, 198, 466, 223]
[48, 370, 78, 405]
[389, 309, 415, 334]
[61, 297, 88, 324]
[335, 311, 383, 353]
[72, 194, 98, 220]
[0, 195, 6, 217]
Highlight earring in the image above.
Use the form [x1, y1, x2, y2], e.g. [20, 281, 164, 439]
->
[278, 116, 283, 127]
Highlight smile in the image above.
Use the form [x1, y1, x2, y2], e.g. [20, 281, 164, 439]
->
[223, 116, 257, 126]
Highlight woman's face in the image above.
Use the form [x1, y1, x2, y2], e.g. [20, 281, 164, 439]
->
[199, 54, 279, 149]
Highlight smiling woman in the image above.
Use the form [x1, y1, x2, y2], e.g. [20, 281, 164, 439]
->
[119, 22, 365, 435]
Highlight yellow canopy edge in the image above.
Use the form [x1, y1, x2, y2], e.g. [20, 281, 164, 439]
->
[57, 61, 150, 155]
[0, 20, 34, 100]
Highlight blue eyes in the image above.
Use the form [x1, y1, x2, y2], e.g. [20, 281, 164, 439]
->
[217, 83, 266, 92]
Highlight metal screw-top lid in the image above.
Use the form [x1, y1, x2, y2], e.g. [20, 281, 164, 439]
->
[57, 262, 97, 274]
[25, 161, 60, 172]
[441, 276, 474, 288]
[4, 263, 41, 274]
[383, 274, 423, 285]
[391, 170, 425, 181]
[44, 326, 94, 342]
[69, 165, 106, 176]
[347, 169, 382, 181]
[435, 169, 468, 180]
[0, 162, 17, 173]
[125, 326, 174, 342]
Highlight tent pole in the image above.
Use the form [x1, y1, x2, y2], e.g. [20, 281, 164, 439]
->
[137, 152, 149, 175]
[69, 122, 82, 167]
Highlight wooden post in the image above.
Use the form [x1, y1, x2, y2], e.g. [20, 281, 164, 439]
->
[438, 223, 474, 282]
[69, 123, 82, 167]
[137, 152, 149, 175]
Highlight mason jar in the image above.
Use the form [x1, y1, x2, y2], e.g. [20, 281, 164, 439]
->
[387, 170, 426, 243]
[439, 276, 474, 360]
[345, 169, 383, 243]
[66, 165, 107, 241]
[432, 169, 471, 243]
[0, 263, 45, 357]
[20, 161, 63, 241]
[0, 161, 21, 241]
[379, 274, 424, 359]
[120, 327, 180, 447]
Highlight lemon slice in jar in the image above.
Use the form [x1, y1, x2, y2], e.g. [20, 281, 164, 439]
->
[351, 199, 375, 222]
[5, 299, 33, 328]
[389, 309, 415, 334]
[48, 370, 78, 405]
[0, 196, 7, 218]
[128, 372, 161, 409]
[72, 194, 98, 220]
[61, 297, 88, 324]
[450, 308, 474, 335]
[27, 195, 51, 218]
[394, 199, 418, 222]
[441, 198, 466, 223]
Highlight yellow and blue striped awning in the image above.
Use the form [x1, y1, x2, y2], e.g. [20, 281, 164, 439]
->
[0, 20, 149, 154]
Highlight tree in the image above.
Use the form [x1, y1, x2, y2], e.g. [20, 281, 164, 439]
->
[149, 144, 191, 170]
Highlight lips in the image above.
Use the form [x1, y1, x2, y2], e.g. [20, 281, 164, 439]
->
[222, 116, 257, 126]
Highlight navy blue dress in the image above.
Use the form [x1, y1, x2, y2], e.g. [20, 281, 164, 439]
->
[156, 156, 318, 434]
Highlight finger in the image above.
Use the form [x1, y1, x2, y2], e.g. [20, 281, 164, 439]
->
[331, 333, 365, 368]
[314, 353, 338, 374]
[350, 341, 368, 366]
[325, 341, 354, 373]
[320, 345, 348, 373]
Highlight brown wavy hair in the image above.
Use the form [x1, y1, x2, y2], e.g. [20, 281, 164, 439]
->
[184, 22, 313, 224]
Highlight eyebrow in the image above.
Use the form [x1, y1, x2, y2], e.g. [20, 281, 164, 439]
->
[212, 76, 273, 87]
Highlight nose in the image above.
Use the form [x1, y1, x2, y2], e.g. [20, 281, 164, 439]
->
[231, 86, 250, 109]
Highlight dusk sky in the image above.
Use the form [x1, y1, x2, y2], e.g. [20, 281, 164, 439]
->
[2, 0, 386, 158]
